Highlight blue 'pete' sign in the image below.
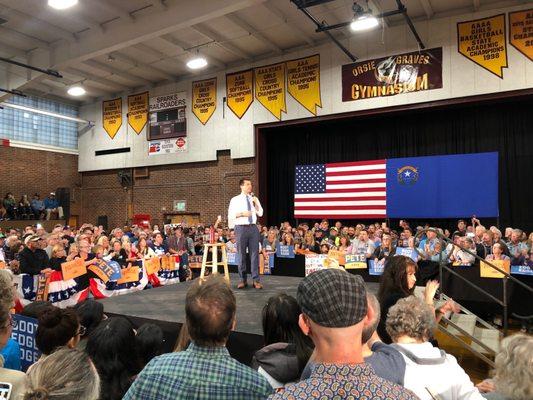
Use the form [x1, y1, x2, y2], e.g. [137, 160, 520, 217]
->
[11, 314, 41, 371]
[226, 251, 241, 266]
[511, 265, 533, 276]
[369, 259, 386, 276]
[276, 245, 295, 258]
[396, 247, 418, 262]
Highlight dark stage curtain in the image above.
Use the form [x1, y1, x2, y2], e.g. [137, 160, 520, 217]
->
[263, 96, 533, 231]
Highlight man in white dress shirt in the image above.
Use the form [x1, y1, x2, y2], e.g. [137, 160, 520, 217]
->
[228, 178, 263, 289]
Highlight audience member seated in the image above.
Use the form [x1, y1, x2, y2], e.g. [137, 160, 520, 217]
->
[19, 234, 50, 275]
[3, 193, 17, 220]
[506, 229, 528, 264]
[0, 273, 26, 399]
[386, 296, 484, 400]
[44, 192, 63, 220]
[135, 323, 165, 368]
[35, 306, 82, 356]
[18, 195, 33, 219]
[124, 275, 273, 400]
[86, 317, 141, 400]
[336, 234, 350, 252]
[479, 334, 532, 400]
[485, 243, 510, 262]
[251, 294, 313, 389]
[31, 194, 45, 220]
[373, 233, 396, 260]
[107, 239, 129, 268]
[72, 300, 105, 351]
[48, 244, 67, 271]
[269, 268, 416, 399]
[24, 347, 100, 400]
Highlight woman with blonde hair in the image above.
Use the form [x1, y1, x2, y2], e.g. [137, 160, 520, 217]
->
[96, 235, 110, 255]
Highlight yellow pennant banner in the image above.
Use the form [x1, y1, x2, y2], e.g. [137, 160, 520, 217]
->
[509, 9, 533, 61]
[255, 63, 286, 120]
[127, 91, 149, 134]
[287, 54, 322, 116]
[226, 69, 253, 119]
[192, 78, 217, 125]
[457, 14, 508, 78]
[102, 98, 122, 139]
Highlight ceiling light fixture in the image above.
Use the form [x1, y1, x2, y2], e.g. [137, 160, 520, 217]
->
[186, 55, 208, 70]
[67, 85, 86, 96]
[350, 1, 379, 32]
[48, 0, 78, 10]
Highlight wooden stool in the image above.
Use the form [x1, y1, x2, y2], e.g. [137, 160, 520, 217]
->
[200, 242, 230, 283]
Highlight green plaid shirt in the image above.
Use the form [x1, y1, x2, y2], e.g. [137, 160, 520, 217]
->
[123, 342, 273, 400]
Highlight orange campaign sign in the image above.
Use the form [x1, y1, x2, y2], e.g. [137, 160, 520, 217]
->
[457, 14, 508, 78]
[161, 255, 177, 270]
[102, 98, 123, 139]
[509, 9, 533, 61]
[61, 258, 88, 281]
[480, 259, 510, 279]
[88, 260, 116, 284]
[117, 266, 141, 284]
[0, 261, 5, 269]
[226, 69, 253, 119]
[127, 91, 149, 134]
[144, 257, 161, 275]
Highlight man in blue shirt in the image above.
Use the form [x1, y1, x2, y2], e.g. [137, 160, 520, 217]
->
[124, 275, 272, 400]
[44, 192, 63, 220]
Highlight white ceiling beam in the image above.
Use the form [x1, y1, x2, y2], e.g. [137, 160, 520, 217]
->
[64, 67, 131, 91]
[0, 42, 28, 59]
[262, 2, 316, 46]
[133, 43, 169, 60]
[225, 13, 283, 54]
[419, 0, 435, 19]
[90, 0, 135, 22]
[473, 0, 480, 11]
[110, 52, 176, 81]
[151, 0, 168, 11]
[160, 35, 226, 69]
[192, 24, 252, 60]
[0, 6, 77, 43]
[44, 76, 114, 96]
[0, 26, 49, 50]
[82, 59, 155, 86]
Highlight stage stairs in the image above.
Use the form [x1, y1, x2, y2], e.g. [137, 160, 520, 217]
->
[414, 229, 533, 370]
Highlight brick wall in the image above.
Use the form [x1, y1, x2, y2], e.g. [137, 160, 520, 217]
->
[80, 151, 255, 229]
[0, 146, 81, 216]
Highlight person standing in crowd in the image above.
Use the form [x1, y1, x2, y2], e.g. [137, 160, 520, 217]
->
[124, 275, 273, 399]
[19, 234, 50, 275]
[485, 243, 510, 262]
[228, 178, 264, 290]
[506, 229, 528, 264]
[168, 226, 190, 282]
[270, 269, 417, 399]
[386, 296, 484, 400]
[347, 230, 375, 258]
[373, 233, 396, 260]
[151, 232, 168, 256]
[35, 306, 83, 356]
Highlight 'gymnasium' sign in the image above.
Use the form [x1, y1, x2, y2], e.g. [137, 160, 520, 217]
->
[341, 48, 443, 102]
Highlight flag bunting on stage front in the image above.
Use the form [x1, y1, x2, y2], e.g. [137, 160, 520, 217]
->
[294, 152, 498, 219]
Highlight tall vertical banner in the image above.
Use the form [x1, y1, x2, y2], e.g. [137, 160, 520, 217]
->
[509, 9, 533, 61]
[457, 14, 508, 78]
[102, 98, 122, 139]
[192, 78, 217, 125]
[286, 54, 322, 116]
[226, 69, 253, 119]
[255, 63, 286, 120]
[127, 91, 149, 134]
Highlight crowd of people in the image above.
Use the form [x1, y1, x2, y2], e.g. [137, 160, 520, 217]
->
[1, 192, 63, 221]
[0, 218, 532, 399]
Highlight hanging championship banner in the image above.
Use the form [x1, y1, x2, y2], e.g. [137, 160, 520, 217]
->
[457, 14, 508, 78]
[255, 63, 286, 120]
[102, 98, 122, 139]
[341, 48, 443, 102]
[192, 78, 217, 125]
[287, 54, 322, 115]
[226, 69, 253, 119]
[509, 9, 533, 61]
[127, 91, 149, 134]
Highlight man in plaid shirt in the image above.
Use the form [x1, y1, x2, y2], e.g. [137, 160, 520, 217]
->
[123, 275, 272, 399]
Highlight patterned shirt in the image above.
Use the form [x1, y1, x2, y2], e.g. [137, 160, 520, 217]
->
[269, 362, 418, 400]
[123, 342, 273, 400]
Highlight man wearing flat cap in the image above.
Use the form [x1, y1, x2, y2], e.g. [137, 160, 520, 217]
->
[269, 268, 417, 399]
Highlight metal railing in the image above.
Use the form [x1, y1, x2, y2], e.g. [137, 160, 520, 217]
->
[413, 228, 533, 335]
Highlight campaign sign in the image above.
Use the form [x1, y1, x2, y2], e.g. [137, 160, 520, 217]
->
[396, 247, 418, 262]
[276, 245, 295, 258]
[345, 254, 367, 269]
[262, 252, 275, 275]
[369, 259, 386, 276]
[11, 314, 41, 371]
[305, 254, 328, 276]
[226, 251, 241, 266]
[511, 265, 533, 276]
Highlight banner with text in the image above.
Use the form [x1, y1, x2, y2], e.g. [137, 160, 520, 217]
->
[287, 54, 322, 116]
[128, 91, 149, 134]
[344, 254, 367, 269]
[226, 69, 253, 119]
[305, 254, 328, 276]
[276, 245, 295, 258]
[11, 314, 40, 371]
[458, 14, 508, 78]
[255, 63, 286, 120]
[192, 78, 217, 125]
[102, 98, 122, 139]
[341, 47, 442, 102]
[148, 137, 187, 156]
[148, 92, 187, 140]
[369, 258, 386, 276]
[509, 9, 533, 61]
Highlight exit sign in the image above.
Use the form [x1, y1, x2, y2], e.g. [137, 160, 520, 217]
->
[173, 200, 186, 212]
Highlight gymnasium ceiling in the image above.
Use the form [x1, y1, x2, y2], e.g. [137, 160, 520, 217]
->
[0, 0, 528, 105]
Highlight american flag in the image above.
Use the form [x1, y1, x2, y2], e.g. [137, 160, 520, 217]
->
[294, 160, 386, 219]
